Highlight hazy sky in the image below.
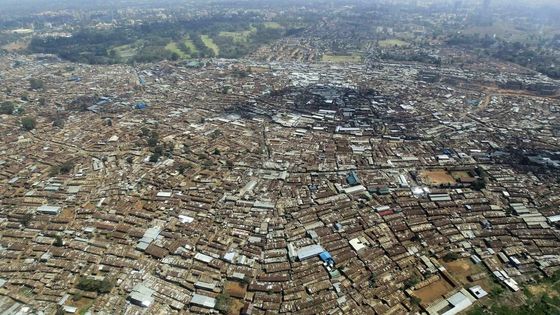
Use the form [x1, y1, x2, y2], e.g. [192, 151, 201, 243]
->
[0, 0, 559, 14]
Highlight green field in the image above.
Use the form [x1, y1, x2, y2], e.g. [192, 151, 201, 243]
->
[165, 42, 187, 58]
[201, 35, 220, 55]
[263, 22, 282, 29]
[321, 53, 362, 63]
[219, 28, 255, 43]
[184, 36, 198, 53]
[113, 43, 138, 59]
[379, 39, 409, 48]
[163, 35, 200, 59]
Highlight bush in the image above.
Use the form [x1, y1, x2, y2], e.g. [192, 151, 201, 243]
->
[53, 235, 64, 247]
[149, 152, 161, 163]
[60, 161, 74, 174]
[405, 277, 419, 289]
[0, 101, 14, 115]
[443, 252, 459, 262]
[215, 293, 231, 313]
[21, 117, 36, 130]
[472, 178, 486, 191]
[29, 78, 45, 90]
[77, 277, 114, 293]
[20, 213, 33, 227]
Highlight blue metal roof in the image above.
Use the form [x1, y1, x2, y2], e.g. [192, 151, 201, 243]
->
[346, 171, 360, 186]
[319, 251, 333, 262]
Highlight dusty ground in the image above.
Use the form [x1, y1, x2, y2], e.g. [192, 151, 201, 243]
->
[70, 297, 94, 313]
[1, 41, 28, 51]
[443, 259, 494, 292]
[421, 170, 457, 186]
[527, 283, 560, 298]
[414, 278, 455, 304]
[224, 281, 247, 299]
[228, 298, 245, 315]
[450, 171, 474, 181]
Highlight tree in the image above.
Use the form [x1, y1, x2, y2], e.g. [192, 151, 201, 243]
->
[472, 178, 486, 191]
[369, 273, 377, 288]
[443, 252, 459, 262]
[147, 134, 159, 147]
[21, 117, 36, 131]
[53, 117, 65, 128]
[59, 161, 74, 174]
[55, 306, 65, 315]
[126, 156, 134, 164]
[149, 152, 161, 163]
[213, 148, 221, 155]
[405, 277, 419, 289]
[0, 101, 14, 115]
[54, 235, 64, 247]
[77, 277, 114, 294]
[226, 160, 234, 169]
[176, 162, 192, 174]
[20, 213, 33, 227]
[215, 293, 231, 313]
[29, 78, 45, 90]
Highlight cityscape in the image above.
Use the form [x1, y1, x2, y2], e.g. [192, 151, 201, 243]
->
[0, 0, 559, 314]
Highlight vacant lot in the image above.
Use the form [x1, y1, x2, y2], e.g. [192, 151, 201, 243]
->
[379, 39, 409, 48]
[421, 170, 457, 185]
[527, 282, 560, 298]
[450, 170, 474, 181]
[322, 53, 361, 63]
[414, 278, 455, 304]
[224, 281, 247, 299]
[1, 40, 28, 51]
[443, 258, 496, 294]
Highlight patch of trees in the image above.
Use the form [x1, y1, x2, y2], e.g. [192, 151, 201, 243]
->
[215, 293, 232, 313]
[442, 252, 459, 262]
[29, 28, 133, 64]
[28, 15, 294, 64]
[50, 160, 75, 176]
[446, 33, 560, 79]
[190, 33, 216, 58]
[0, 101, 14, 115]
[76, 277, 114, 294]
[21, 117, 36, 130]
[380, 51, 441, 65]
[28, 78, 45, 90]
[53, 235, 64, 247]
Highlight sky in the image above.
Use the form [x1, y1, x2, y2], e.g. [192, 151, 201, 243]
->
[0, 0, 559, 14]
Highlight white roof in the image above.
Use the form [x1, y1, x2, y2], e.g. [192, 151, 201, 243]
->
[178, 215, 194, 223]
[297, 244, 325, 260]
[190, 293, 216, 308]
[468, 285, 488, 299]
[37, 205, 61, 213]
[443, 292, 472, 315]
[156, 191, 172, 198]
[349, 238, 367, 251]
[194, 253, 214, 263]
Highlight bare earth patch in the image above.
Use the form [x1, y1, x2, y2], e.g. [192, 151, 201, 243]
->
[421, 170, 457, 185]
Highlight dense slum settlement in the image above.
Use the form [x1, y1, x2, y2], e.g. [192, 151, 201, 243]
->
[0, 51, 559, 314]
